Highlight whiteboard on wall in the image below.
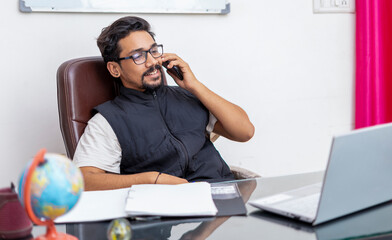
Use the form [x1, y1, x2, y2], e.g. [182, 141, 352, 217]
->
[19, 0, 230, 14]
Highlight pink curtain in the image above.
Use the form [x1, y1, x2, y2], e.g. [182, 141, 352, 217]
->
[355, 0, 392, 129]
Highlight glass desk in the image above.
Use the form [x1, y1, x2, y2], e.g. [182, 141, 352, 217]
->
[33, 171, 392, 239]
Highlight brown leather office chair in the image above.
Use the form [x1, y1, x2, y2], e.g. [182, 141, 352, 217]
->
[57, 57, 120, 159]
[57, 56, 260, 179]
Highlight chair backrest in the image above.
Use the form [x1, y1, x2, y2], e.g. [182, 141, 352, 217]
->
[57, 57, 121, 159]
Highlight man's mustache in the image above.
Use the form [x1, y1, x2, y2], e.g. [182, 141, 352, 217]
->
[143, 65, 162, 77]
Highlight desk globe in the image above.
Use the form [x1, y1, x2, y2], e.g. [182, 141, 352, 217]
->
[18, 149, 84, 240]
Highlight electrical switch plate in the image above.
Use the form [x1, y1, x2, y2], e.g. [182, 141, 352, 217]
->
[314, 0, 355, 13]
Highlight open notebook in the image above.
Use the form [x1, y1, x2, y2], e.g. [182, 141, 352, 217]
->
[56, 182, 246, 223]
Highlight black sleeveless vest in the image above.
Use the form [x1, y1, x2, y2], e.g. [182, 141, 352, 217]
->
[95, 85, 234, 182]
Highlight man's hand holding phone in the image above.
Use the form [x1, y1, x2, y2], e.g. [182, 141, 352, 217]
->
[162, 61, 183, 80]
[160, 54, 200, 89]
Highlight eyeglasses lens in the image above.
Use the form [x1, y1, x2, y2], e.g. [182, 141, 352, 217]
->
[132, 45, 163, 65]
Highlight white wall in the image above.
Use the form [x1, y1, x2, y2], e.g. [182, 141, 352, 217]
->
[0, 0, 355, 186]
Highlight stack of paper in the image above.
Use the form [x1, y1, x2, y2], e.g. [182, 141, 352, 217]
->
[55, 187, 129, 223]
[125, 182, 217, 217]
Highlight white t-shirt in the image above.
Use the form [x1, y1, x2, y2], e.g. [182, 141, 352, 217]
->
[73, 112, 217, 173]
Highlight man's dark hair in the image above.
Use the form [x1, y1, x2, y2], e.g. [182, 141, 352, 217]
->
[97, 16, 155, 63]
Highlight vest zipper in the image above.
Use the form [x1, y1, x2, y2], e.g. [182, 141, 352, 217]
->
[152, 91, 189, 178]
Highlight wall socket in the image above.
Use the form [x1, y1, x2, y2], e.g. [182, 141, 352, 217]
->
[314, 0, 355, 13]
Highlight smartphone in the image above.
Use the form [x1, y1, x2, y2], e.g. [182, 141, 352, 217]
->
[162, 61, 184, 80]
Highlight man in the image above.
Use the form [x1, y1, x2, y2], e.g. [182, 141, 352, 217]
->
[73, 16, 254, 190]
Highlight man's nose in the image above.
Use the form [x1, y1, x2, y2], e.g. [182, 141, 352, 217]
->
[145, 52, 159, 67]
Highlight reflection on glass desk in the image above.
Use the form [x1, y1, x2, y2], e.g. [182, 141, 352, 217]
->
[251, 200, 392, 240]
[45, 171, 392, 239]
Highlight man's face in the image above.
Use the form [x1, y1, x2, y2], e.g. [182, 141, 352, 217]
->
[115, 31, 163, 91]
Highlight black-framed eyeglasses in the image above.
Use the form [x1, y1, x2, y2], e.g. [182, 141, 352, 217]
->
[117, 44, 163, 65]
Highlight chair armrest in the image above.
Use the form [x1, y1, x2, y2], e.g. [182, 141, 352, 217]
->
[229, 165, 261, 180]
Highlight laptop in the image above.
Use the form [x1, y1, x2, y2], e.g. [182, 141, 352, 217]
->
[249, 122, 392, 225]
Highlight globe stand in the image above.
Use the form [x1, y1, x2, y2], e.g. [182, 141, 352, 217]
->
[23, 149, 78, 240]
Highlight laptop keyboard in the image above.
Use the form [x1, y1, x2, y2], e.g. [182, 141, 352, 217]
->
[272, 193, 320, 219]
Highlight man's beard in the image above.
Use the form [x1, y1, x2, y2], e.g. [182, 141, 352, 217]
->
[142, 65, 163, 91]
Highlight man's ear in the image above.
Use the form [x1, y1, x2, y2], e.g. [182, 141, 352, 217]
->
[107, 61, 121, 78]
